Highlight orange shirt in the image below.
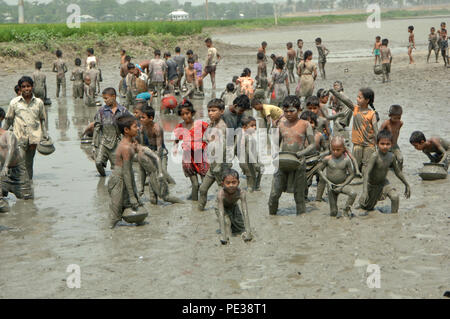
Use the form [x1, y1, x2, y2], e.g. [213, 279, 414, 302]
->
[352, 106, 376, 147]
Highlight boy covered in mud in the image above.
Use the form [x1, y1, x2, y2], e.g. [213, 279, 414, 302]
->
[108, 114, 143, 228]
[315, 38, 329, 80]
[0, 108, 33, 212]
[93, 88, 131, 176]
[198, 99, 232, 211]
[148, 49, 167, 97]
[70, 58, 84, 99]
[380, 38, 392, 83]
[379, 105, 403, 169]
[85, 61, 101, 97]
[119, 55, 131, 97]
[139, 106, 176, 184]
[83, 76, 96, 107]
[409, 131, 449, 168]
[286, 42, 296, 83]
[318, 136, 356, 218]
[136, 139, 183, 205]
[216, 169, 253, 245]
[237, 116, 262, 192]
[359, 130, 410, 215]
[182, 57, 198, 99]
[268, 95, 316, 215]
[296, 39, 304, 73]
[201, 38, 221, 90]
[32, 61, 47, 100]
[256, 52, 268, 91]
[52, 49, 68, 98]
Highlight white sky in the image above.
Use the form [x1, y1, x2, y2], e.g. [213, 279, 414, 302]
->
[4, 0, 277, 4]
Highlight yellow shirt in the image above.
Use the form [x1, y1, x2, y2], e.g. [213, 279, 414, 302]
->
[5, 95, 46, 145]
[261, 104, 283, 121]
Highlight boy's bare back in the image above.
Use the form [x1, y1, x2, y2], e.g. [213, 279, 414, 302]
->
[380, 119, 403, 146]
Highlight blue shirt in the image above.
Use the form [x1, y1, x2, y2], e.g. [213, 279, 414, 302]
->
[136, 92, 152, 101]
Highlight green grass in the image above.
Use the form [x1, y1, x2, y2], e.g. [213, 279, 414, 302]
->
[1, 9, 448, 43]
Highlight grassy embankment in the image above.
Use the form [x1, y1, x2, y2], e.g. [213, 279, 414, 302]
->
[0, 8, 448, 59]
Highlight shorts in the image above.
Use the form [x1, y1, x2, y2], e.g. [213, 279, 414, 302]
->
[382, 63, 391, 74]
[204, 65, 216, 75]
[374, 49, 380, 56]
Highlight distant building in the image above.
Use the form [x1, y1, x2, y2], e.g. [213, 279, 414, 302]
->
[168, 10, 189, 21]
[80, 15, 95, 22]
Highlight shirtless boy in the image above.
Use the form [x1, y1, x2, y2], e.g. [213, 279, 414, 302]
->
[70, 58, 84, 99]
[318, 136, 356, 218]
[428, 27, 439, 63]
[256, 52, 268, 91]
[379, 105, 403, 169]
[148, 50, 167, 98]
[216, 169, 253, 245]
[183, 57, 198, 99]
[286, 42, 296, 83]
[119, 55, 131, 96]
[108, 114, 143, 228]
[359, 130, 411, 215]
[296, 39, 304, 73]
[32, 61, 47, 100]
[52, 49, 68, 98]
[408, 25, 416, 64]
[410, 131, 449, 168]
[380, 38, 392, 83]
[268, 95, 316, 215]
[315, 38, 329, 80]
[373, 36, 382, 65]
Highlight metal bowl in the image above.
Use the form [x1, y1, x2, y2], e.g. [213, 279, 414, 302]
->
[419, 163, 448, 180]
[276, 151, 301, 172]
[122, 206, 148, 224]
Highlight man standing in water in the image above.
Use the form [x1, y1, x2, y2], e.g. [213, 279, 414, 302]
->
[201, 38, 221, 91]
[4, 76, 48, 180]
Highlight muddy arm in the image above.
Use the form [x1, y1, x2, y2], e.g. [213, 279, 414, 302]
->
[337, 159, 355, 190]
[317, 160, 333, 187]
[392, 157, 410, 198]
[240, 191, 253, 241]
[3, 102, 15, 130]
[39, 101, 48, 139]
[142, 147, 164, 178]
[362, 154, 376, 197]
[1, 132, 17, 176]
[122, 154, 139, 209]
[217, 192, 228, 244]
[345, 147, 362, 177]
[296, 125, 316, 158]
[137, 163, 147, 196]
[329, 89, 354, 111]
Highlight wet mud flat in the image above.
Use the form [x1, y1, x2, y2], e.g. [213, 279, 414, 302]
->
[0, 39, 449, 298]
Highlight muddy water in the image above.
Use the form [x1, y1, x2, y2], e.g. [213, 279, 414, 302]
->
[215, 16, 450, 62]
[0, 18, 449, 298]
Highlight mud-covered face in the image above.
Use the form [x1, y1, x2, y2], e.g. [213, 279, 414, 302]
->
[283, 107, 299, 122]
[412, 142, 425, 151]
[307, 105, 319, 114]
[331, 142, 345, 158]
[390, 114, 402, 123]
[378, 138, 392, 154]
[140, 113, 153, 126]
[243, 121, 257, 134]
[223, 175, 239, 194]
[297, 41, 303, 48]
[208, 106, 223, 122]
[133, 108, 143, 120]
[180, 107, 193, 124]
[356, 91, 368, 107]
[20, 82, 33, 98]
[125, 121, 138, 138]
[102, 94, 116, 107]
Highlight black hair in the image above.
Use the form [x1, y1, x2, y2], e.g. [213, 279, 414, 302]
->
[303, 50, 313, 61]
[287, 42, 293, 48]
[377, 129, 393, 143]
[75, 58, 81, 66]
[205, 37, 212, 43]
[134, 100, 148, 110]
[125, 55, 132, 62]
[389, 104, 402, 116]
[0, 107, 5, 119]
[241, 68, 251, 77]
[270, 53, 276, 59]
[222, 168, 239, 181]
[121, 49, 126, 53]
[102, 87, 116, 96]
[175, 46, 181, 53]
[261, 41, 267, 46]
[154, 49, 161, 56]
[18, 76, 33, 87]
[306, 95, 320, 107]
[207, 98, 225, 110]
[297, 39, 303, 44]
[163, 89, 171, 96]
[14, 84, 20, 94]
[186, 49, 193, 55]
[87, 48, 94, 54]
[275, 57, 285, 69]
[233, 94, 251, 110]
[226, 83, 235, 92]
[359, 88, 375, 109]
[257, 52, 265, 60]
[232, 75, 239, 83]
[127, 62, 135, 70]
[316, 88, 329, 98]
[142, 106, 156, 119]
[315, 37, 322, 43]
[116, 114, 136, 135]
[35, 61, 42, 69]
[177, 99, 196, 116]
[382, 38, 389, 46]
[56, 49, 62, 58]
[376, 36, 381, 40]
[409, 131, 426, 144]
[164, 52, 171, 57]
[251, 98, 262, 107]
[281, 95, 301, 110]
[408, 25, 414, 31]
[300, 110, 317, 126]
[187, 57, 195, 64]
[242, 116, 256, 127]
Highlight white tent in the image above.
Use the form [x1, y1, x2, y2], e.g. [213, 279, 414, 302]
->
[168, 10, 189, 21]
